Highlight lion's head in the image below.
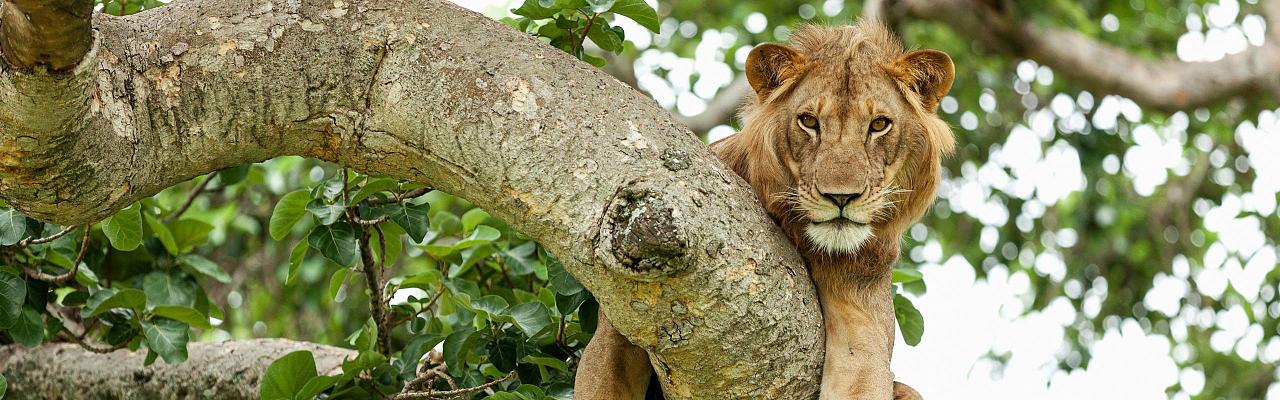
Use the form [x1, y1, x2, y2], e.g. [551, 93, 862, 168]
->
[712, 21, 955, 255]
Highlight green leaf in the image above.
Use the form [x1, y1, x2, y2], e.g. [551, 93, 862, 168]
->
[308, 222, 358, 267]
[522, 355, 569, 372]
[891, 269, 923, 284]
[586, 20, 623, 53]
[512, 0, 557, 18]
[179, 254, 231, 283]
[294, 375, 338, 400]
[286, 240, 309, 286]
[489, 336, 519, 372]
[218, 164, 252, 186]
[270, 190, 312, 241]
[398, 333, 446, 378]
[585, 0, 616, 13]
[306, 199, 346, 226]
[144, 214, 179, 255]
[472, 295, 510, 317]
[9, 307, 44, 347]
[101, 203, 143, 251]
[169, 219, 213, 252]
[453, 225, 500, 249]
[460, 208, 491, 233]
[372, 221, 404, 268]
[328, 268, 350, 301]
[0, 207, 27, 246]
[142, 318, 190, 364]
[151, 305, 211, 330]
[260, 350, 318, 400]
[350, 178, 399, 204]
[609, 0, 659, 32]
[1, 373, 7, 399]
[143, 270, 198, 309]
[0, 271, 26, 329]
[894, 293, 924, 347]
[340, 351, 387, 380]
[373, 202, 431, 243]
[546, 256, 584, 295]
[84, 288, 146, 317]
[502, 302, 552, 337]
[443, 328, 478, 375]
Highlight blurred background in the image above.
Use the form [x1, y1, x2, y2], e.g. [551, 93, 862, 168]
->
[448, 0, 1280, 399]
[57, 0, 1278, 398]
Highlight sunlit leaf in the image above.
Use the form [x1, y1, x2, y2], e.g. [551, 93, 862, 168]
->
[270, 189, 312, 240]
[101, 203, 143, 251]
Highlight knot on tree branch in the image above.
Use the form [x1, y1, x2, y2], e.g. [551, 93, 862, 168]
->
[599, 185, 689, 280]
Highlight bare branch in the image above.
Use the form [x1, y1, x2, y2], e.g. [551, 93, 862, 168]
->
[22, 224, 90, 284]
[897, 0, 1280, 112]
[676, 75, 750, 134]
[164, 174, 216, 222]
[15, 224, 76, 247]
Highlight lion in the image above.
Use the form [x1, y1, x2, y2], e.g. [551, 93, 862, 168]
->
[576, 21, 954, 400]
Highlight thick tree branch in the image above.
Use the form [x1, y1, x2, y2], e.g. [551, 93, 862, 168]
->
[0, 0, 95, 71]
[894, 0, 1280, 112]
[0, 0, 823, 397]
[0, 339, 355, 399]
[677, 75, 750, 134]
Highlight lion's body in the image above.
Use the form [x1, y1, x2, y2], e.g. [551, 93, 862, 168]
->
[576, 21, 953, 400]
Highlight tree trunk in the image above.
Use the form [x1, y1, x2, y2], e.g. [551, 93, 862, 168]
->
[0, 339, 355, 399]
[0, 0, 824, 398]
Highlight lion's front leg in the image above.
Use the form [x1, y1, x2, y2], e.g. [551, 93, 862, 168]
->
[574, 309, 654, 400]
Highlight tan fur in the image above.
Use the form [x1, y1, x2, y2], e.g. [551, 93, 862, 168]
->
[575, 20, 952, 399]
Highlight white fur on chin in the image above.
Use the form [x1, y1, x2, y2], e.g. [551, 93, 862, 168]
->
[804, 222, 874, 254]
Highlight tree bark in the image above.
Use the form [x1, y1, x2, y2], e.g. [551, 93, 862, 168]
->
[0, 339, 355, 399]
[0, 0, 823, 398]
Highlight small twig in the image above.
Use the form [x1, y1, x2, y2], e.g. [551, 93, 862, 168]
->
[574, 13, 599, 56]
[165, 174, 216, 222]
[392, 370, 517, 400]
[22, 225, 92, 284]
[368, 187, 434, 206]
[350, 214, 391, 226]
[15, 224, 77, 247]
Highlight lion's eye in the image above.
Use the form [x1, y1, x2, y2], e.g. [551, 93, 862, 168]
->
[868, 117, 892, 134]
[798, 114, 820, 131]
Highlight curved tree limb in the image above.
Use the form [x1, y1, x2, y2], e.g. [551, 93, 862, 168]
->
[892, 0, 1280, 113]
[0, 339, 356, 399]
[0, 0, 823, 398]
[0, 0, 95, 71]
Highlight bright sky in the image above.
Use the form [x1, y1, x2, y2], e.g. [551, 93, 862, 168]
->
[452, 1, 1280, 398]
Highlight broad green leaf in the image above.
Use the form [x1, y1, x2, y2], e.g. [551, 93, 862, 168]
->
[101, 203, 143, 251]
[9, 307, 44, 347]
[374, 202, 430, 243]
[349, 178, 399, 204]
[260, 350, 318, 400]
[270, 190, 312, 240]
[169, 219, 213, 252]
[398, 333, 446, 378]
[0, 271, 26, 329]
[294, 375, 339, 400]
[142, 318, 189, 364]
[610, 0, 659, 32]
[372, 221, 404, 268]
[306, 199, 346, 226]
[142, 270, 198, 309]
[340, 351, 387, 380]
[0, 207, 27, 246]
[586, 21, 623, 53]
[502, 302, 552, 337]
[144, 214, 179, 255]
[489, 335, 519, 372]
[512, 0, 557, 18]
[151, 305, 211, 330]
[443, 328, 478, 375]
[218, 164, 252, 186]
[179, 254, 231, 283]
[585, 0, 616, 13]
[891, 268, 923, 284]
[286, 240, 309, 286]
[894, 293, 924, 347]
[1, 373, 7, 398]
[84, 288, 146, 317]
[328, 268, 350, 301]
[308, 222, 358, 267]
[472, 295, 510, 317]
[461, 208, 490, 233]
[546, 256, 584, 295]
[522, 355, 569, 372]
[453, 225, 500, 249]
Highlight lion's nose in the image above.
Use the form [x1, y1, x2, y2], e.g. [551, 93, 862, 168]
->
[821, 192, 862, 208]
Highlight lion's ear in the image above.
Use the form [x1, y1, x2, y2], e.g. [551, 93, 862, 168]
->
[895, 49, 954, 112]
[746, 43, 806, 100]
